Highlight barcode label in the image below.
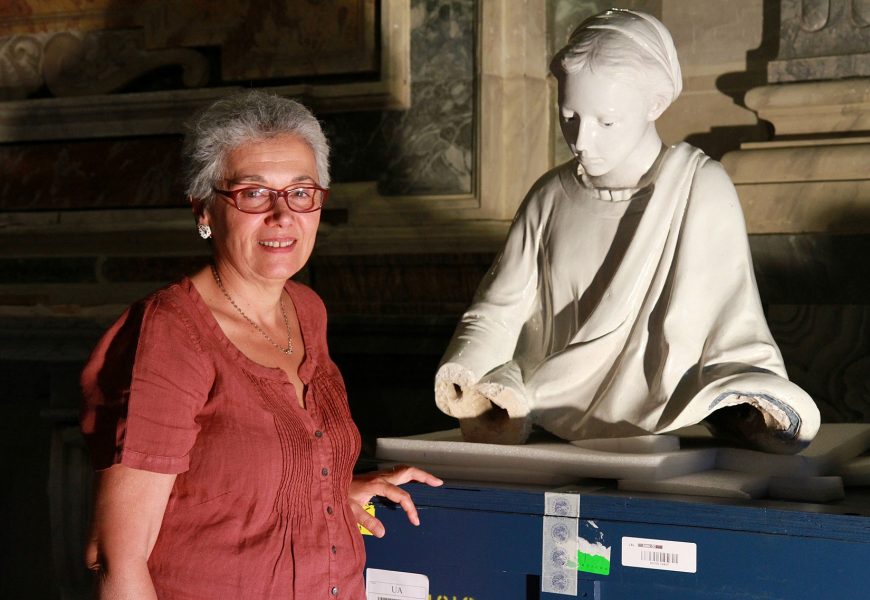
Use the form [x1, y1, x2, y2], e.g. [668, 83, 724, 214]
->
[622, 537, 697, 573]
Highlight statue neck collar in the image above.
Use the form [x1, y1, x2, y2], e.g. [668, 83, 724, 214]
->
[575, 144, 669, 202]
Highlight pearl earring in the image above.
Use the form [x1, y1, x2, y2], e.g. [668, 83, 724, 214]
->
[198, 224, 212, 239]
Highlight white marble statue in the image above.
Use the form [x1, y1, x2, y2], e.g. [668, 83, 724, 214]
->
[434, 9, 820, 453]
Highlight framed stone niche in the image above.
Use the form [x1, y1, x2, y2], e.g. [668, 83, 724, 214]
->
[0, 0, 408, 141]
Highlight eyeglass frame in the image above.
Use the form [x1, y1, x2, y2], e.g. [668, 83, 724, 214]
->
[212, 183, 329, 214]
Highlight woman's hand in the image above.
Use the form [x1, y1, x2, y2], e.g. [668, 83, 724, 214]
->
[347, 465, 443, 538]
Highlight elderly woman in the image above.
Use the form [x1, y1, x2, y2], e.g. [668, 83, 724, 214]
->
[80, 90, 441, 599]
[435, 9, 820, 453]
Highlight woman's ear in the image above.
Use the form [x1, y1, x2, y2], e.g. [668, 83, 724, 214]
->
[190, 196, 209, 225]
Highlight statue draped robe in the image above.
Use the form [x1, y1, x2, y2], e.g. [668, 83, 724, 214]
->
[435, 143, 819, 453]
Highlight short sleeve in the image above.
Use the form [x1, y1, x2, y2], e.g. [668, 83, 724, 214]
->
[81, 290, 214, 473]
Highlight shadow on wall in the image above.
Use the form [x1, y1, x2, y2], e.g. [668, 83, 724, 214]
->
[685, 0, 781, 159]
[756, 194, 870, 424]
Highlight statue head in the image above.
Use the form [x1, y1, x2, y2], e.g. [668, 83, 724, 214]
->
[551, 9, 682, 110]
[550, 9, 682, 184]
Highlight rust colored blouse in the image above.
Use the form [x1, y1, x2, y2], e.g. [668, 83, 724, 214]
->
[80, 278, 365, 599]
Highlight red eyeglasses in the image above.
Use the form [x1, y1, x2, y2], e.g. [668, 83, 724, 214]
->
[212, 184, 328, 214]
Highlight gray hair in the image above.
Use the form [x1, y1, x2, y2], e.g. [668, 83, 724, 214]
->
[550, 9, 682, 109]
[183, 90, 331, 205]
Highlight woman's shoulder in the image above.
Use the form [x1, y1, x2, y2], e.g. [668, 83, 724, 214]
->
[82, 278, 211, 397]
[128, 277, 210, 351]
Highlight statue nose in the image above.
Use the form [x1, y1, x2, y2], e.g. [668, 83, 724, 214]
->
[575, 120, 594, 152]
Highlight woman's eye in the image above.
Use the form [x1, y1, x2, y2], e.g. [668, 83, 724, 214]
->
[601, 121, 615, 128]
[241, 188, 269, 199]
[290, 188, 312, 199]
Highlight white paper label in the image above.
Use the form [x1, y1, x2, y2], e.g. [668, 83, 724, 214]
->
[621, 536, 697, 573]
[366, 568, 429, 600]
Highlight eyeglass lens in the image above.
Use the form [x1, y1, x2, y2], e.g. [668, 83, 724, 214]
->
[234, 187, 324, 213]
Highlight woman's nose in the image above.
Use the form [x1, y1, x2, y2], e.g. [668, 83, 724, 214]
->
[266, 196, 295, 225]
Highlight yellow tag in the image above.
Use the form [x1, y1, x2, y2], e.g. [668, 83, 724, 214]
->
[358, 502, 376, 535]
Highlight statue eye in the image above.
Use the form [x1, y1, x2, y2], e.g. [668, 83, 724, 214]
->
[601, 120, 615, 128]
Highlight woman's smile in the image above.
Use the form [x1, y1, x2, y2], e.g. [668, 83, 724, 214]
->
[258, 238, 296, 249]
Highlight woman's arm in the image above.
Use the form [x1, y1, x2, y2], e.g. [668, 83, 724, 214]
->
[86, 465, 176, 600]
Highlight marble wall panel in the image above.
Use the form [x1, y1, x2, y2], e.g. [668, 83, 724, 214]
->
[769, 304, 870, 422]
[323, 0, 475, 194]
[771, 0, 870, 81]
[0, 137, 184, 210]
[751, 234, 870, 304]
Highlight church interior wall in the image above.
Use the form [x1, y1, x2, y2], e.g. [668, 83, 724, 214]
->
[0, 0, 867, 597]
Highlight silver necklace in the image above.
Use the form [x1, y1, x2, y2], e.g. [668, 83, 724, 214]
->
[210, 264, 294, 355]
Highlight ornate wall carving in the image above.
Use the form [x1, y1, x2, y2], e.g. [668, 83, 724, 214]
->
[770, 0, 870, 80]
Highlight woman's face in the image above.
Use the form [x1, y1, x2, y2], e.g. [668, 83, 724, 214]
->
[200, 134, 322, 284]
[558, 68, 658, 182]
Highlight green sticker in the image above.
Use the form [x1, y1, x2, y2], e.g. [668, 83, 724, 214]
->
[578, 551, 611, 575]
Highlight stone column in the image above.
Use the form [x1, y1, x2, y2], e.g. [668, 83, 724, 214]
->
[721, 0, 870, 422]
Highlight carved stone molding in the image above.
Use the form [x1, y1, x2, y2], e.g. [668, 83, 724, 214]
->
[744, 78, 870, 136]
[770, 0, 870, 81]
[0, 30, 209, 100]
[0, 35, 42, 99]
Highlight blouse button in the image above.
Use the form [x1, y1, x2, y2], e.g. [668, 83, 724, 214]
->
[321, 467, 329, 477]
[331, 545, 337, 554]
[315, 430, 323, 438]
[331, 586, 339, 596]
[326, 505, 334, 515]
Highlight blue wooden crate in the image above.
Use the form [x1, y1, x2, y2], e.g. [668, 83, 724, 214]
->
[364, 482, 870, 600]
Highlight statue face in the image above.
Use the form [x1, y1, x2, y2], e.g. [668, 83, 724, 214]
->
[558, 68, 657, 181]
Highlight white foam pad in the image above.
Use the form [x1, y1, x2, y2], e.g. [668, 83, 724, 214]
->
[838, 455, 870, 486]
[715, 423, 870, 477]
[570, 434, 680, 453]
[618, 469, 769, 499]
[376, 429, 716, 482]
[378, 460, 578, 486]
